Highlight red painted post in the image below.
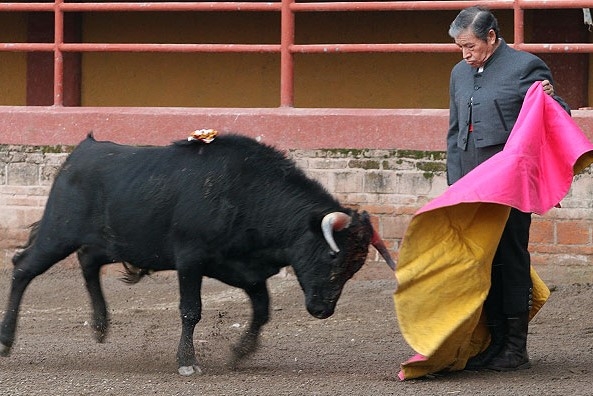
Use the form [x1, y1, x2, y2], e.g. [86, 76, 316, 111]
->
[53, 0, 64, 106]
[280, 0, 295, 107]
[513, 1, 524, 46]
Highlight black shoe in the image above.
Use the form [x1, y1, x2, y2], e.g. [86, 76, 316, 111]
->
[465, 320, 506, 370]
[485, 313, 531, 371]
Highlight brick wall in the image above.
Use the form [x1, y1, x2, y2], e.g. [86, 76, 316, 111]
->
[2, 144, 592, 278]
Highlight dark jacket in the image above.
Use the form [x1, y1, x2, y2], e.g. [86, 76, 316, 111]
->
[446, 39, 570, 185]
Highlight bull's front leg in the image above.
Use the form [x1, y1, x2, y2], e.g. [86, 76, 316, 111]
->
[176, 269, 203, 376]
[230, 282, 270, 368]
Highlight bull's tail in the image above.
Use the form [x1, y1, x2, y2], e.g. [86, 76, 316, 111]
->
[17, 221, 41, 250]
[120, 262, 153, 284]
[12, 221, 41, 265]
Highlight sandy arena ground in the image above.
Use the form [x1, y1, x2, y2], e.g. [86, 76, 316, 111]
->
[0, 260, 592, 396]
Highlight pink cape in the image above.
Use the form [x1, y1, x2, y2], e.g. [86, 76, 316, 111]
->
[393, 82, 593, 380]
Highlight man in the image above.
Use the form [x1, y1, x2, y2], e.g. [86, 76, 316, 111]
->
[446, 6, 570, 371]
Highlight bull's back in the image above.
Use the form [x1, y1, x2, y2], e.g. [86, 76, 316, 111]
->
[42, 136, 203, 261]
[37, 134, 335, 266]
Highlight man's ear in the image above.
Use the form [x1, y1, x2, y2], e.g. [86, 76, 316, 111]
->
[488, 29, 497, 44]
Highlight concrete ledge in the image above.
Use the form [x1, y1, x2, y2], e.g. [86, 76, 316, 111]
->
[1, 106, 591, 152]
[0, 106, 449, 151]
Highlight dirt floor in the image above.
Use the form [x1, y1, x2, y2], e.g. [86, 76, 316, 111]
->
[0, 260, 592, 396]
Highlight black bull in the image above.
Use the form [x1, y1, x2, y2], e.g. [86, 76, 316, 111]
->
[0, 133, 395, 376]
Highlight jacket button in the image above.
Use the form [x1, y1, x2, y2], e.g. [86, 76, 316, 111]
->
[474, 85, 480, 90]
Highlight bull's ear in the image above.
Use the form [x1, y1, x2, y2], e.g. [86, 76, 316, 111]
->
[308, 210, 325, 235]
[359, 210, 371, 223]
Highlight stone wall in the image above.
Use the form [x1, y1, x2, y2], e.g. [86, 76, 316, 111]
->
[2, 144, 593, 280]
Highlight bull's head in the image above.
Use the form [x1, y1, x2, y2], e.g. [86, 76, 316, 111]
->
[293, 210, 395, 319]
[321, 212, 395, 271]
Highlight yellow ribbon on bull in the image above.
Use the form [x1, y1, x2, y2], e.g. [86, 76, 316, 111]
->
[188, 129, 218, 143]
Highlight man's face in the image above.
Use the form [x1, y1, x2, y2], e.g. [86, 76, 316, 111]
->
[454, 28, 497, 68]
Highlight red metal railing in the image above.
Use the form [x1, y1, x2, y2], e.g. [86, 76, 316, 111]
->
[0, 0, 592, 107]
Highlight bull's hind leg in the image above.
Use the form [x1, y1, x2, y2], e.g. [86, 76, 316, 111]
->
[77, 246, 110, 343]
[0, 245, 75, 356]
[230, 282, 270, 368]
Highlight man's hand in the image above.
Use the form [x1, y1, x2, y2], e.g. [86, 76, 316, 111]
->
[542, 80, 555, 96]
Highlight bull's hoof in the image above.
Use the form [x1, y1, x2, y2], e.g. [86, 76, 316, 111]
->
[230, 337, 259, 365]
[0, 342, 11, 357]
[94, 330, 107, 343]
[178, 365, 203, 376]
[228, 356, 240, 371]
[91, 321, 108, 343]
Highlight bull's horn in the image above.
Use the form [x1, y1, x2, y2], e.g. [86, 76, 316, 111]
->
[371, 229, 396, 271]
[321, 212, 352, 253]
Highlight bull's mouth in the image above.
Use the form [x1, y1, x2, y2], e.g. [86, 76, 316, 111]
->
[310, 310, 333, 319]
[306, 304, 335, 319]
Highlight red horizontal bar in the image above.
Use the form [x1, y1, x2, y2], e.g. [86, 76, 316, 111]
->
[518, 0, 593, 8]
[291, 1, 514, 12]
[291, 43, 459, 54]
[0, 2, 281, 13]
[2, 0, 590, 14]
[0, 43, 457, 54]
[290, 0, 593, 13]
[0, 3, 53, 12]
[515, 43, 593, 53]
[0, 43, 55, 52]
[4, 42, 592, 55]
[60, 2, 281, 12]
[60, 43, 281, 53]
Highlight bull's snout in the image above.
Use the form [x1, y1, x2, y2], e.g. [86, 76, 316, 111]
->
[307, 306, 334, 319]
[306, 297, 336, 319]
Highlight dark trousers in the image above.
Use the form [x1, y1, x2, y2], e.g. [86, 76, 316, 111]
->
[484, 208, 533, 316]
